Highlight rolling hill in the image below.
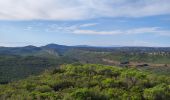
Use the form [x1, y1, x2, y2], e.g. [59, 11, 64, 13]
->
[0, 44, 170, 84]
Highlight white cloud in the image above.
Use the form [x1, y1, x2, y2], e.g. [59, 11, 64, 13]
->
[79, 23, 98, 27]
[45, 23, 98, 32]
[45, 23, 170, 36]
[24, 26, 33, 31]
[72, 27, 170, 36]
[73, 29, 122, 35]
[126, 27, 160, 34]
[0, 0, 170, 20]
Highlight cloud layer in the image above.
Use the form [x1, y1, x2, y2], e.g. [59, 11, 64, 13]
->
[0, 0, 170, 20]
[45, 23, 170, 36]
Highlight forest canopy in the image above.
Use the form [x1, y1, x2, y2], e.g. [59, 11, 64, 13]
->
[0, 64, 170, 100]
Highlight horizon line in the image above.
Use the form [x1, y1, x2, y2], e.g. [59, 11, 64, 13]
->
[0, 43, 170, 48]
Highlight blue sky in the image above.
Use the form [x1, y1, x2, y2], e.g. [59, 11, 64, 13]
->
[0, 0, 170, 47]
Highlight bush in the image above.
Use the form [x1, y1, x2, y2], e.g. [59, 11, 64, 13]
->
[144, 83, 170, 100]
[0, 64, 170, 100]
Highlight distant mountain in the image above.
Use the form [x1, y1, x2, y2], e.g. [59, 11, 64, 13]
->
[0, 44, 71, 56]
[74, 45, 123, 48]
[74, 45, 98, 47]
[0, 45, 41, 55]
[42, 44, 72, 55]
[42, 44, 69, 49]
[0, 44, 170, 56]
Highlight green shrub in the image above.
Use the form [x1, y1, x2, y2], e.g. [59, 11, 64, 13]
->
[0, 64, 170, 100]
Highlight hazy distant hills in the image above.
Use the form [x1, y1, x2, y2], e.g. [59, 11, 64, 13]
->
[0, 44, 170, 56]
[0, 45, 41, 55]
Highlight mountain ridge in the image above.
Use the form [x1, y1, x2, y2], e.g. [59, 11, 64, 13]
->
[1, 43, 170, 48]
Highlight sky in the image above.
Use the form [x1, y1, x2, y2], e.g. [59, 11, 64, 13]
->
[0, 0, 170, 47]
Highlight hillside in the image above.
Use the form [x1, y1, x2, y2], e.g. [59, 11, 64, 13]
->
[0, 64, 169, 100]
[0, 55, 77, 84]
[1, 44, 170, 84]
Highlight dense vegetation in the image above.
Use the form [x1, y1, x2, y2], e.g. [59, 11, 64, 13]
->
[65, 49, 170, 75]
[0, 64, 169, 100]
[0, 55, 76, 84]
[105, 52, 170, 64]
[0, 44, 170, 83]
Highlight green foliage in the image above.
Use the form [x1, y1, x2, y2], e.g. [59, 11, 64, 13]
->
[70, 88, 105, 100]
[144, 83, 170, 100]
[1, 46, 170, 84]
[0, 64, 170, 100]
[0, 55, 76, 83]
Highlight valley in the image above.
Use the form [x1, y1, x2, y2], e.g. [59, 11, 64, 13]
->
[0, 44, 170, 84]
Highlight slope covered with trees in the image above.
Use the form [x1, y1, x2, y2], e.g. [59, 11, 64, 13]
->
[0, 64, 169, 100]
[0, 55, 76, 84]
[1, 44, 170, 84]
